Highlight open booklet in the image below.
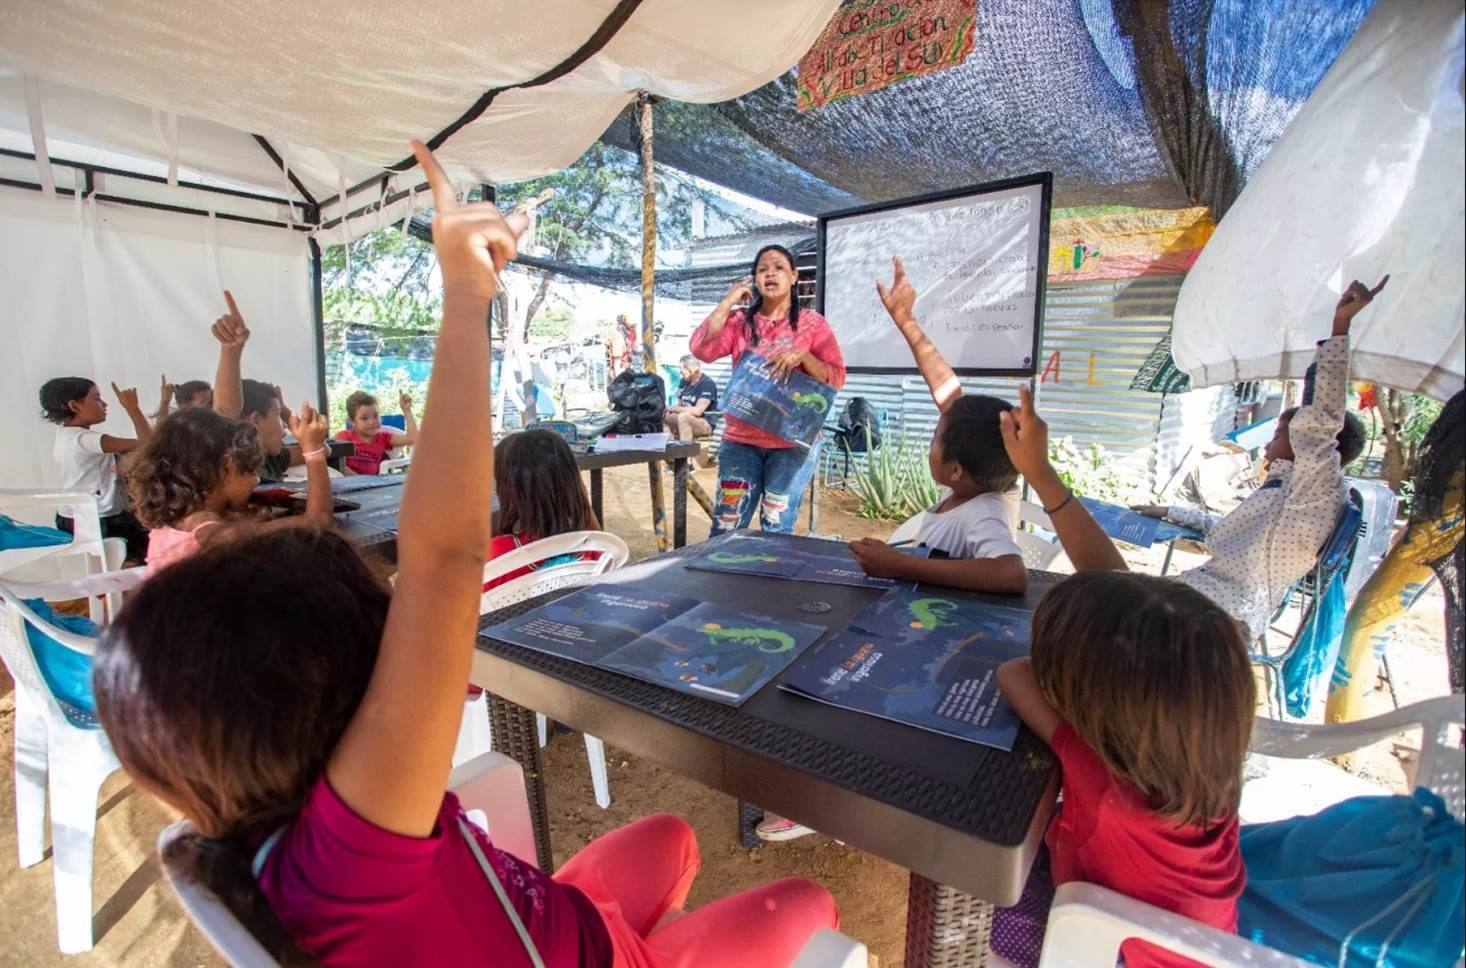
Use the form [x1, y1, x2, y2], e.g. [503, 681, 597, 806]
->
[721, 355, 838, 450]
[779, 588, 1031, 751]
[1075, 496, 1204, 547]
[480, 585, 826, 706]
[684, 532, 930, 590]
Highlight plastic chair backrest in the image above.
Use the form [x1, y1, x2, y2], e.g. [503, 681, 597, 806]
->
[1251, 694, 1465, 821]
[0, 490, 105, 575]
[0, 570, 144, 729]
[380, 414, 406, 431]
[888, 513, 922, 546]
[1039, 881, 1312, 968]
[480, 531, 631, 612]
[157, 823, 281, 968]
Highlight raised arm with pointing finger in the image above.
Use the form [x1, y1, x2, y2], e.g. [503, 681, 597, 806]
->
[876, 257, 964, 411]
[211, 290, 250, 419]
[327, 141, 529, 837]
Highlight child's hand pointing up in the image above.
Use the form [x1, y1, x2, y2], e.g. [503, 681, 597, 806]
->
[412, 140, 529, 302]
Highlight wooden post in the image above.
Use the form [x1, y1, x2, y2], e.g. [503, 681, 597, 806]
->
[638, 93, 669, 553]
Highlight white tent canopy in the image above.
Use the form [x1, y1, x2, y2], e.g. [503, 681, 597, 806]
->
[0, 0, 841, 490]
[1173, 0, 1465, 401]
[1, 0, 840, 239]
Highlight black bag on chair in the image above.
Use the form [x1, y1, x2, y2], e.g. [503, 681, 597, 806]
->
[607, 369, 666, 435]
[833, 396, 881, 453]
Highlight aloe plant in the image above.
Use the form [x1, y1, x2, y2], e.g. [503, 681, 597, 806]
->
[846, 424, 938, 520]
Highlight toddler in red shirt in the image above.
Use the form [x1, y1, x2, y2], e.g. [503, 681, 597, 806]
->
[995, 572, 1255, 968]
[337, 389, 417, 475]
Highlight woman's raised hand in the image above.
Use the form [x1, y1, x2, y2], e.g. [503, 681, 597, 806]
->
[724, 278, 754, 307]
[411, 140, 529, 302]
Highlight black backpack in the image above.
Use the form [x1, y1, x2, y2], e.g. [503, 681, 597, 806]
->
[607, 369, 667, 435]
[833, 396, 881, 453]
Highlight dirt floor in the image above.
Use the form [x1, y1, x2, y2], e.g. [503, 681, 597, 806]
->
[0, 463, 1451, 966]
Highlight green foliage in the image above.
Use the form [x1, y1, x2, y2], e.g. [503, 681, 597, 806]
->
[847, 426, 939, 520]
[528, 306, 575, 341]
[1046, 436, 1125, 502]
[1401, 395, 1443, 444]
[322, 228, 441, 347]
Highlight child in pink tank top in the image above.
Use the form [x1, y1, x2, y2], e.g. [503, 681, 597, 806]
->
[93, 144, 838, 968]
[127, 404, 334, 575]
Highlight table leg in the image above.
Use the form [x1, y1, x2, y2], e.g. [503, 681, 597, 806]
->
[673, 457, 688, 548]
[1160, 539, 1177, 576]
[806, 474, 818, 534]
[590, 469, 603, 528]
[905, 873, 994, 968]
[487, 693, 555, 872]
[737, 800, 764, 849]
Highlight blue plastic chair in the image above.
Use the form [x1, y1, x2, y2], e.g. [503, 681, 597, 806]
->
[380, 414, 406, 431]
[1250, 493, 1364, 718]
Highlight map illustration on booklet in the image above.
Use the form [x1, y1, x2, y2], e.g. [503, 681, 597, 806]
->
[480, 585, 826, 706]
[684, 533, 929, 589]
[780, 589, 1032, 750]
[721, 356, 838, 449]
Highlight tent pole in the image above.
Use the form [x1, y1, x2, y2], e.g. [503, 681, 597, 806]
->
[638, 92, 669, 553]
[308, 235, 328, 413]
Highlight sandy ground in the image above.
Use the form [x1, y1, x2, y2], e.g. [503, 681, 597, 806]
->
[0, 463, 1450, 966]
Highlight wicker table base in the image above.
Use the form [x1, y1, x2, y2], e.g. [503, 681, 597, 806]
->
[905, 874, 995, 967]
[487, 693, 555, 872]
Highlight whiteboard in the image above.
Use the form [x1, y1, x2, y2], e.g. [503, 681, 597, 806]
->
[817, 174, 1051, 375]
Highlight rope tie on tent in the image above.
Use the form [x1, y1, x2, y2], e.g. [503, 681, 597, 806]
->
[151, 109, 179, 186]
[22, 76, 55, 195]
[400, 187, 415, 241]
[338, 167, 351, 281]
[205, 211, 225, 296]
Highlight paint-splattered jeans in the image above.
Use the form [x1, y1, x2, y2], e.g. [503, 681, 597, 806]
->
[711, 440, 820, 537]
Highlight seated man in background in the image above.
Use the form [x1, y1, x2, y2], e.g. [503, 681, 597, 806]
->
[664, 354, 718, 442]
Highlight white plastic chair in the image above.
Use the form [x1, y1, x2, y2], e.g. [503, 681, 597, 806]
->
[481, 531, 631, 809]
[1036, 696, 1464, 967]
[160, 751, 868, 967]
[0, 565, 145, 953]
[0, 490, 126, 623]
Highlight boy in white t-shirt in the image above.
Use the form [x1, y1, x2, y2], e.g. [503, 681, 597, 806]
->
[39, 376, 157, 560]
[848, 258, 1027, 595]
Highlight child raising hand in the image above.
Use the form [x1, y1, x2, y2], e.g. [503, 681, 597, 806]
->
[95, 141, 837, 967]
[125, 401, 333, 574]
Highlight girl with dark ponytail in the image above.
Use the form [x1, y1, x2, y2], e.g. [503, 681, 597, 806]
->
[688, 243, 847, 538]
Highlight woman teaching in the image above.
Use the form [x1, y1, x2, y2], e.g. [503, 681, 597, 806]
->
[690, 244, 846, 536]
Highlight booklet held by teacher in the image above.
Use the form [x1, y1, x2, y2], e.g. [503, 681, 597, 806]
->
[721, 356, 838, 449]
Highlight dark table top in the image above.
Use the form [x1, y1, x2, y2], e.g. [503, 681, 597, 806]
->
[472, 534, 1062, 903]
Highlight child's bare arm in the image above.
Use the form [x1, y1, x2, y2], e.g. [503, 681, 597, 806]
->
[210, 292, 249, 419]
[876, 257, 962, 412]
[848, 538, 1028, 594]
[327, 143, 527, 838]
[1000, 385, 1126, 573]
[104, 382, 152, 449]
[393, 391, 419, 447]
[997, 657, 1061, 745]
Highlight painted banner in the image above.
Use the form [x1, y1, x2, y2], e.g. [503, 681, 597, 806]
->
[1048, 207, 1215, 282]
[797, 0, 977, 112]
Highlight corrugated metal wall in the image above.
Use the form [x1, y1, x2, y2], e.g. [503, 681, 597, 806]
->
[697, 274, 1236, 499]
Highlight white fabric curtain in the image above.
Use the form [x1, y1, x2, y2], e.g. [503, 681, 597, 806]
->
[0, 187, 315, 490]
[1173, 0, 1465, 400]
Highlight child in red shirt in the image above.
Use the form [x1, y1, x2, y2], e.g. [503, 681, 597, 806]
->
[337, 390, 417, 475]
[485, 428, 602, 591]
[995, 572, 1254, 968]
